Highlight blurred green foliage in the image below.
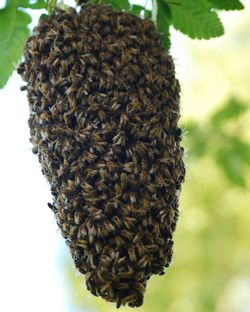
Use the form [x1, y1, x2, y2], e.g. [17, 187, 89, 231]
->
[186, 97, 250, 187]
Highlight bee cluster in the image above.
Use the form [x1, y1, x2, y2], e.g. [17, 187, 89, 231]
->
[18, 3, 185, 308]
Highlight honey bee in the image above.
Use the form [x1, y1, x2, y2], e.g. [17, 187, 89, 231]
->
[129, 192, 137, 203]
[86, 281, 97, 297]
[17, 62, 25, 75]
[129, 98, 141, 112]
[159, 248, 165, 260]
[121, 229, 134, 241]
[99, 51, 111, 62]
[87, 252, 97, 268]
[74, 210, 82, 225]
[47, 202, 57, 212]
[104, 271, 119, 282]
[69, 225, 78, 239]
[116, 297, 122, 309]
[135, 282, 146, 293]
[87, 67, 95, 78]
[146, 244, 158, 253]
[120, 172, 128, 190]
[112, 216, 122, 229]
[117, 267, 133, 280]
[138, 255, 150, 269]
[112, 57, 122, 70]
[20, 85, 27, 91]
[128, 248, 137, 262]
[124, 217, 136, 230]
[100, 282, 113, 295]
[116, 282, 130, 290]
[145, 86, 153, 97]
[124, 294, 141, 307]
[62, 222, 70, 235]
[97, 109, 105, 121]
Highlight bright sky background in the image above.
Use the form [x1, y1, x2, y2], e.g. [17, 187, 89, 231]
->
[0, 1, 249, 312]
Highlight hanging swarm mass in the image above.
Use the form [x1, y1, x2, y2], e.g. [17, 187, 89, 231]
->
[18, 3, 185, 308]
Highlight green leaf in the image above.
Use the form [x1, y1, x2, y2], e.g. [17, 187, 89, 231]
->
[215, 148, 246, 187]
[18, 0, 46, 9]
[157, 0, 171, 49]
[231, 137, 250, 166]
[105, 0, 130, 11]
[208, 0, 244, 10]
[39, 13, 48, 20]
[167, 0, 224, 39]
[211, 98, 247, 126]
[130, 4, 152, 18]
[184, 122, 208, 158]
[144, 8, 152, 18]
[130, 4, 144, 16]
[214, 132, 250, 188]
[0, 4, 31, 88]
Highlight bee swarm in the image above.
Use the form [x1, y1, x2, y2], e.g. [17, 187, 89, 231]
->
[18, 3, 185, 308]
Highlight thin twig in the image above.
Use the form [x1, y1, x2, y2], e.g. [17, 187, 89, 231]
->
[151, 0, 158, 25]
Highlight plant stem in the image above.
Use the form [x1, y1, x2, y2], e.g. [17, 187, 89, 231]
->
[47, 0, 57, 14]
[152, 0, 158, 25]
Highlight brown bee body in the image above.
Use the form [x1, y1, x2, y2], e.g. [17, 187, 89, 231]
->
[18, 3, 185, 308]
